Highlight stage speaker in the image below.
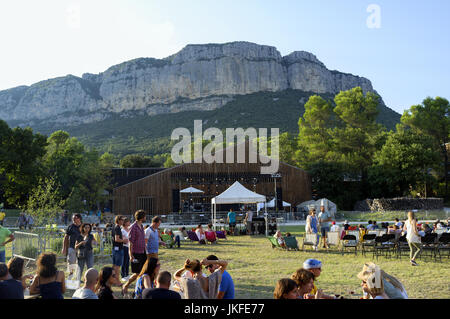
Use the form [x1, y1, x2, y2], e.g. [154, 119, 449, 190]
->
[172, 189, 180, 212]
[276, 187, 283, 210]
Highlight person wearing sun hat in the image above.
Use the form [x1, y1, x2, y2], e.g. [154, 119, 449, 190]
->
[302, 258, 337, 299]
[357, 262, 408, 299]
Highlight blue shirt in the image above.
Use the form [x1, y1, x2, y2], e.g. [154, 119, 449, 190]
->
[228, 212, 236, 223]
[219, 270, 235, 299]
[146, 227, 159, 254]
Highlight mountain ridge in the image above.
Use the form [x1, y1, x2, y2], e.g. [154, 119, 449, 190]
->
[0, 41, 380, 126]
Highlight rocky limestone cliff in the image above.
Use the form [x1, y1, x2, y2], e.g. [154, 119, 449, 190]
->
[0, 41, 376, 125]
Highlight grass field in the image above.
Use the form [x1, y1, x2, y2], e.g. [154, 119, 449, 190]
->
[4, 225, 450, 299]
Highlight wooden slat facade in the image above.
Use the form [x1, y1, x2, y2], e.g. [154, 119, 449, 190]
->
[113, 143, 312, 215]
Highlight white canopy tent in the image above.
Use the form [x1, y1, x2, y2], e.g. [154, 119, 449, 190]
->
[256, 199, 291, 212]
[297, 198, 337, 217]
[211, 181, 267, 232]
[180, 187, 204, 193]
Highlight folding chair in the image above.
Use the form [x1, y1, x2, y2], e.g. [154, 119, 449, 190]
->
[373, 234, 395, 260]
[284, 236, 299, 251]
[396, 235, 409, 259]
[340, 234, 358, 255]
[215, 231, 227, 240]
[302, 233, 319, 251]
[436, 233, 450, 261]
[160, 234, 175, 248]
[361, 234, 376, 256]
[420, 233, 438, 261]
[187, 231, 200, 242]
[205, 231, 217, 244]
[268, 237, 282, 249]
[173, 230, 187, 241]
[382, 234, 397, 258]
[326, 232, 340, 251]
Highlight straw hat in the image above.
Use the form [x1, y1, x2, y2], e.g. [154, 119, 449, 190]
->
[357, 262, 382, 289]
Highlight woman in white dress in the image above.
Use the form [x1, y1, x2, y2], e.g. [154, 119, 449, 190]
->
[403, 211, 422, 266]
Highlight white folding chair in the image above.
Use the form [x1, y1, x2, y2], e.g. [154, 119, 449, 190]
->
[302, 233, 319, 251]
[326, 231, 340, 250]
[173, 230, 187, 241]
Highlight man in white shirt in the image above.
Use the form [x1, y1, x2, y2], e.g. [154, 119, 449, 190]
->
[330, 221, 340, 233]
[72, 268, 99, 299]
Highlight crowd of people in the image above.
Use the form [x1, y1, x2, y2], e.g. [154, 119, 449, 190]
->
[0, 207, 449, 299]
[274, 258, 409, 299]
[304, 206, 450, 266]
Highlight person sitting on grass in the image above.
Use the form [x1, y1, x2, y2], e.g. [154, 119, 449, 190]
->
[302, 259, 338, 299]
[273, 278, 299, 299]
[357, 262, 408, 299]
[95, 266, 122, 300]
[7, 256, 33, 291]
[173, 258, 227, 299]
[291, 268, 323, 299]
[134, 257, 160, 299]
[179, 227, 189, 240]
[29, 252, 66, 299]
[0, 262, 24, 299]
[166, 228, 181, 248]
[195, 224, 206, 244]
[274, 230, 286, 248]
[142, 271, 181, 299]
[72, 268, 99, 299]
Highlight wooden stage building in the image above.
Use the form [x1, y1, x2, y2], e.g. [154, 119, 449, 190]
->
[113, 144, 312, 216]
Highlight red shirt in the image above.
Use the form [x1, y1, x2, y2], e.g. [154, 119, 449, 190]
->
[128, 221, 145, 254]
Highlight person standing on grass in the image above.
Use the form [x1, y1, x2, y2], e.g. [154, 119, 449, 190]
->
[112, 216, 128, 282]
[318, 202, 332, 249]
[305, 208, 319, 251]
[142, 271, 181, 299]
[227, 209, 236, 235]
[62, 213, 82, 280]
[72, 268, 99, 299]
[0, 224, 14, 263]
[75, 223, 97, 282]
[244, 207, 253, 235]
[404, 211, 422, 266]
[122, 210, 147, 295]
[145, 216, 165, 260]
[205, 254, 235, 299]
[121, 217, 131, 281]
[0, 211, 5, 226]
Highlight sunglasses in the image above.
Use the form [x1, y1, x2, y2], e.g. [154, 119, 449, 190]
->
[205, 265, 214, 269]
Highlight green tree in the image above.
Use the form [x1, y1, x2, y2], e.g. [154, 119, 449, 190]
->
[401, 96, 450, 198]
[22, 176, 65, 226]
[0, 120, 48, 206]
[370, 127, 440, 197]
[44, 130, 111, 212]
[296, 95, 335, 168]
[332, 87, 385, 176]
[120, 154, 162, 168]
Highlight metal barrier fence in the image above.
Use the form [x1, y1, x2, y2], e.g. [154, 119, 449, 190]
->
[11, 232, 41, 261]
[11, 229, 115, 262]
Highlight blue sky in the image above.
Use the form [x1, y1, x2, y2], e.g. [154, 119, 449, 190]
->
[0, 0, 449, 114]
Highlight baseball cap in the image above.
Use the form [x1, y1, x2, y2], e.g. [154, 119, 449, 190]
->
[303, 258, 322, 270]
